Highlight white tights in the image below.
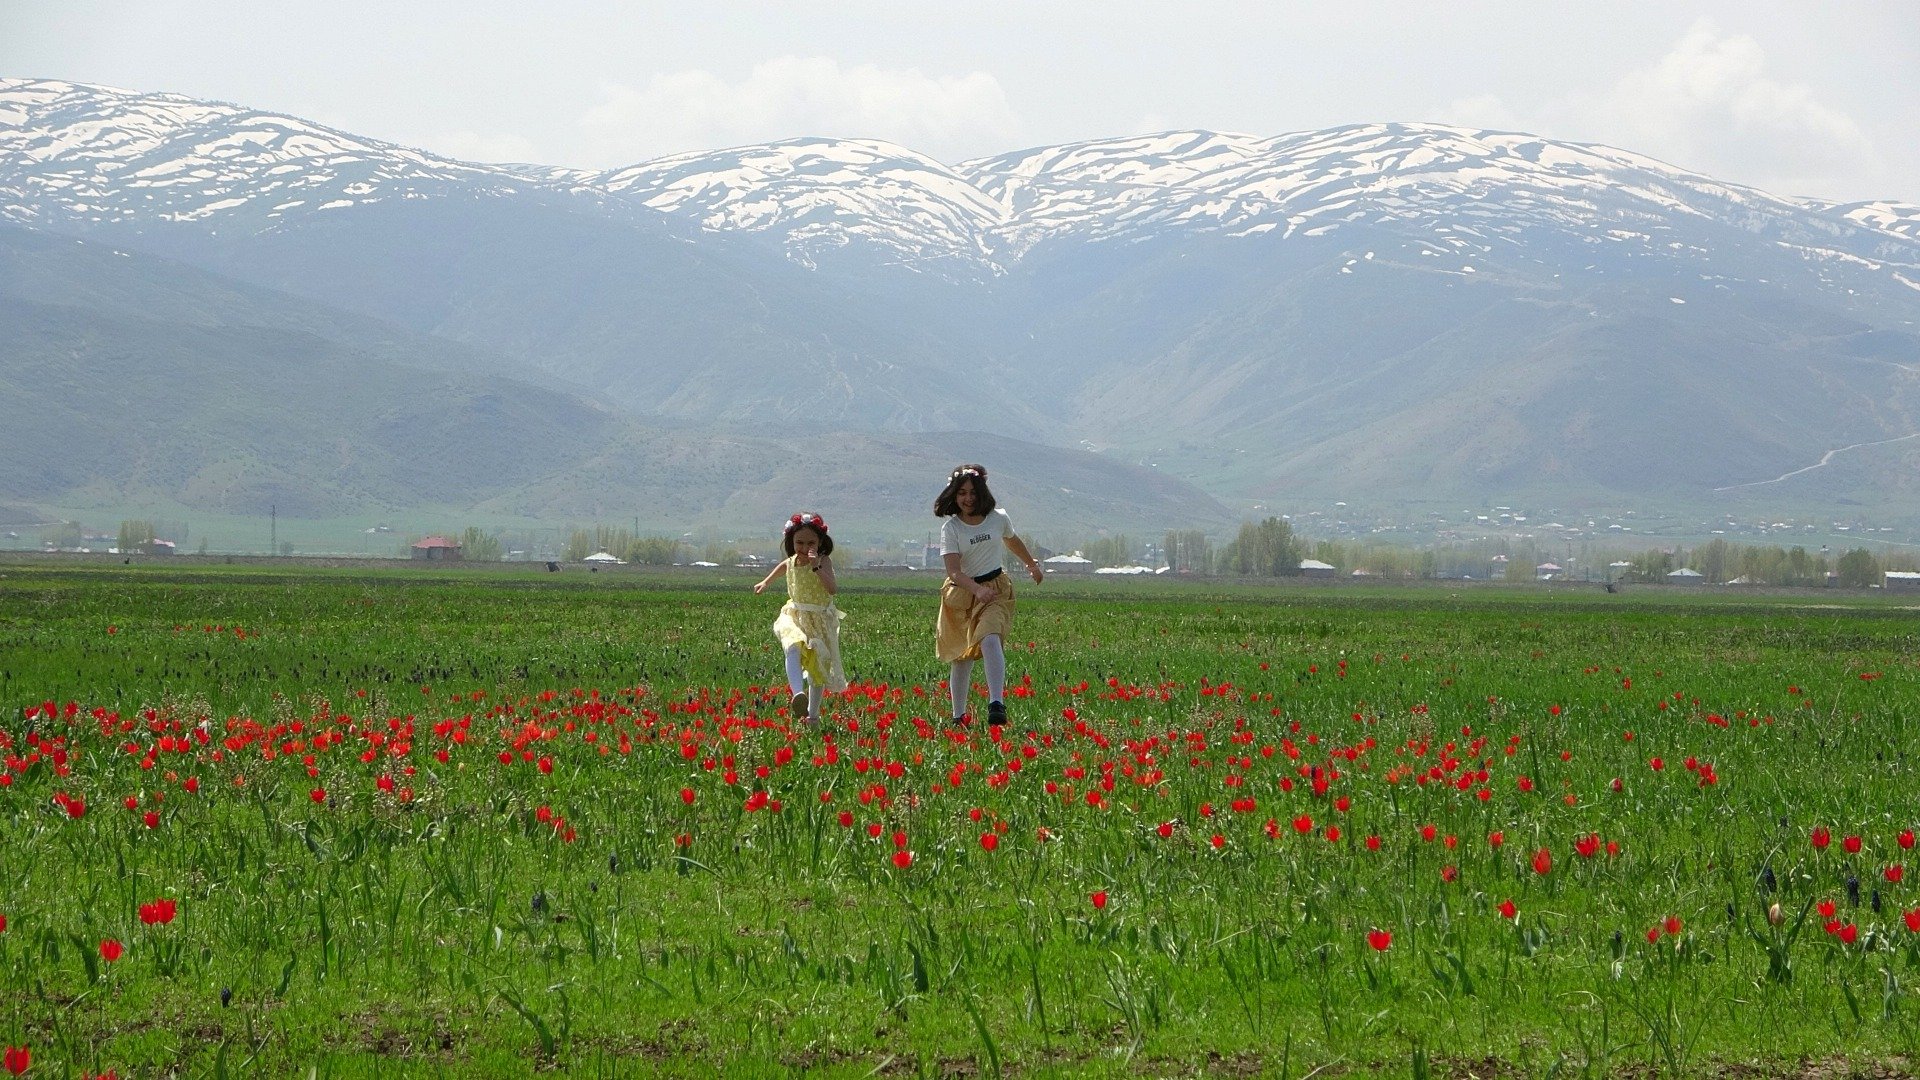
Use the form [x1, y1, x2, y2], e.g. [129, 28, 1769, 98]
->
[783, 645, 823, 719]
[949, 634, 1005, 719]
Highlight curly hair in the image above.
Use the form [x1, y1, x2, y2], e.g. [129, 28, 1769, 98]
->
[933, 464, 996, 518]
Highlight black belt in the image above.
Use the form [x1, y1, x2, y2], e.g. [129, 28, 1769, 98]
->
[972, 567, 1004, 583]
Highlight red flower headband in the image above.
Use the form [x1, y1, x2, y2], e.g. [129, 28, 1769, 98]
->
[784, 512, 828, 535]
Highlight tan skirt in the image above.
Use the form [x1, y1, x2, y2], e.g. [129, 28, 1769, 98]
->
[935, 573, 1015, 662]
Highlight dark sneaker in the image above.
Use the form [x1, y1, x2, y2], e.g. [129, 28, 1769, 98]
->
[987, 701, 1007, 727]
[790, 692, 808, 721]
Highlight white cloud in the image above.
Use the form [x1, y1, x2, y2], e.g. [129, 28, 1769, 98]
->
[578, 56, 1020, 166]
[1574, 19, 1882, 197]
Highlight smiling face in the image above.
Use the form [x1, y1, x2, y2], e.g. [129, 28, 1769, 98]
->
[789, 527, 822, 560]
[954, 479, 980, 517]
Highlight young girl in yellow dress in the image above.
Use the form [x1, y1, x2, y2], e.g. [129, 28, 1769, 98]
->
[753, 512, 846, 724]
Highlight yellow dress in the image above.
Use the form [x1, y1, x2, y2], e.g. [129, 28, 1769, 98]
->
[772, 556, 847, 692]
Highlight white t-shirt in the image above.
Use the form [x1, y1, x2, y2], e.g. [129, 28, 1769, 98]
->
[941, 509, 1014, 579]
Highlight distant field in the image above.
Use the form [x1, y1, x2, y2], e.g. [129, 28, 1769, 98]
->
[2, 560, 1919, 1077]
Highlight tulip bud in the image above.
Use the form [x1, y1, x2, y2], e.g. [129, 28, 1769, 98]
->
[1767, 902, 1784, 926]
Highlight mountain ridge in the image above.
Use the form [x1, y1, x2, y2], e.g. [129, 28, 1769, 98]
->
[6, 76, 1920, 531]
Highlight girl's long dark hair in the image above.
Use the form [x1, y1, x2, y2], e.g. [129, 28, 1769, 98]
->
[933, 464, 996, 517]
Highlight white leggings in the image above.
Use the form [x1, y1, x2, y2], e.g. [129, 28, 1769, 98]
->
[784, 645, 823, 718]
[948, 634, 1005, 719]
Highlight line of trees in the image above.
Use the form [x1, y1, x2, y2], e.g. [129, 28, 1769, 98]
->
[458, 527, 503, 561]
[1041, 521, 1920, 588]
[1062, 520, 1306, 576]
[117, 519, 158, 552]
[560, 527, 695, 565]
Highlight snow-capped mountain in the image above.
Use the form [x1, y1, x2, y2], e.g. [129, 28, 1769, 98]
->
[7, 77, 1917, 293]
[0, 78, 577, 232]
[8, 76, 1920, 522]
[591, 137, 1008, 273]
[960, 125, 1920, 272]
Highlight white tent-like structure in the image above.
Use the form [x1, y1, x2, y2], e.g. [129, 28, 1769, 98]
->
[582, 551, 624, 564]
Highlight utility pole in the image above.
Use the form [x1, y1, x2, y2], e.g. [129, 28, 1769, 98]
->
[270, 504, 276, 556]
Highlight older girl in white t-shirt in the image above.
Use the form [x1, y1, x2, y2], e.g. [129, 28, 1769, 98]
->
[933, 464, 1044, 727]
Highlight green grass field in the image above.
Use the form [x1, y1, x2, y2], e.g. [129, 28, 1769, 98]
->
[2, 559, 1919, 1077]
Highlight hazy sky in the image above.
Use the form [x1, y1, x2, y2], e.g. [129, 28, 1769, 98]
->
[6, 1, 1916, 202]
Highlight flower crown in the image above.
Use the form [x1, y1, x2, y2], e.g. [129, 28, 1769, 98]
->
[950, 466, 985, 480]
[784, 512, 828, 535]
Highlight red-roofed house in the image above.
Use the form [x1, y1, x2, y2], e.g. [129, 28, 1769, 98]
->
[411, 536, 463, 561]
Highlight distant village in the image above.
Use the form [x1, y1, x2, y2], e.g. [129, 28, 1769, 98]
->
[10, 497, 1920, 591]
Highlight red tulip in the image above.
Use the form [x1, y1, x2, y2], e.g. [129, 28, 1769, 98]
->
[891, 850, 913, 869]
[138, 898, 178, 926]
[979, 832, 998, 851]
[100, 938, 123, 962]
[1812, 826, 1831, 849]
[1663, 915, 1682, 937]
[1532, 848, 1553, 876]
[1090, 890, 1108, 909]
[1887, 865, 1905, 884]
[3, 1045, 28, 1076]
[1498, 899, 1517, 920]
[1843, 835, 1863, 854]
[1366, 929, 1392, 951]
